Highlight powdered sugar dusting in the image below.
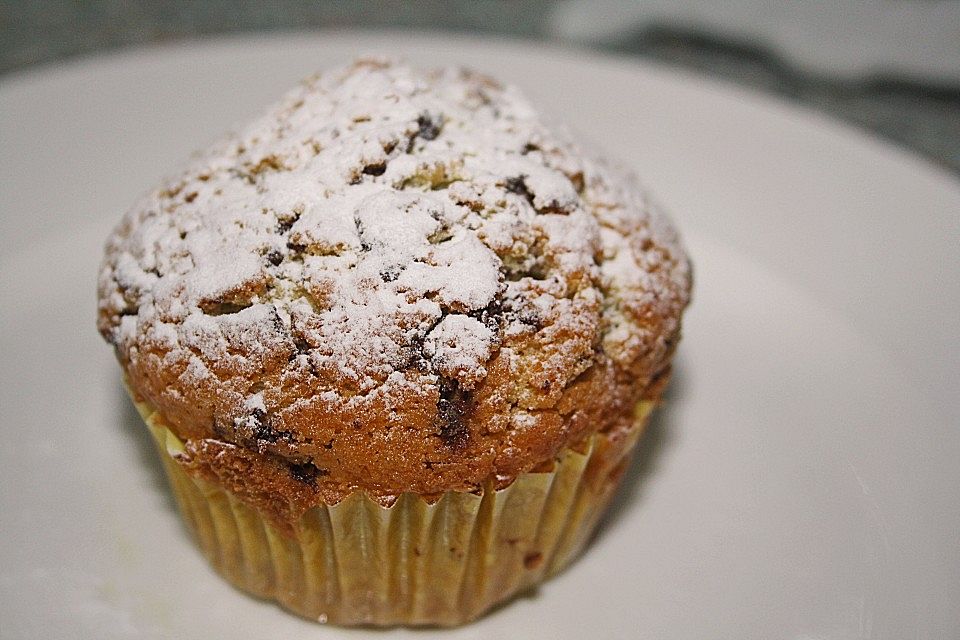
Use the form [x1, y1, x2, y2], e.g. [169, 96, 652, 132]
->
[98, 57, 690, 435]
[424, 315, 495, 389]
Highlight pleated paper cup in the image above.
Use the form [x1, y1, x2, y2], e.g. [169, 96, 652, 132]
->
[131, 395, 653, 626]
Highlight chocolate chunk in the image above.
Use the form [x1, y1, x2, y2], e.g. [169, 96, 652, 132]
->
[361, 162, 386, 176]
[276, 216, 299, 235]
[249, 408, 277, 442]
[380, 264, 403, 282]
[434, 379, 472, 449]
[289, 461, 327, 484]
[469, 296, 504, 333]
[353, 214, 372, 251]
[416, 112, 442, 141]
[236, 407, 291, 445]
[267, 305, 285, 333]
[504, 175, 528, 195]
[292, 335, 312, 354]
[266, 250, 284, 266]
[517, 307, 546, 329]
[504, 175, 535, 207]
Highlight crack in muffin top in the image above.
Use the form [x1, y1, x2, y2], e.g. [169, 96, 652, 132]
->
[98, 58, 691, 514]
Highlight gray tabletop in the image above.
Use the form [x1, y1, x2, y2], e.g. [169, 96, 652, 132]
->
[3, 1, 958, 174]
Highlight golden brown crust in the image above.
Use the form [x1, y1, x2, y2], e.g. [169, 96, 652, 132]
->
[101, 59, 691, 528]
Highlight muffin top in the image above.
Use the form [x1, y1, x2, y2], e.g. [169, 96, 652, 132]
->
[98, 58, 690, 522]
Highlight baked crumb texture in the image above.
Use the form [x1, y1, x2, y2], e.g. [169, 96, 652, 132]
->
[99, 58, 691, 527]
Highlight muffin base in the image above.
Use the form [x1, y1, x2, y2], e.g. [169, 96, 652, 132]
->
[133, 396, 653, 627]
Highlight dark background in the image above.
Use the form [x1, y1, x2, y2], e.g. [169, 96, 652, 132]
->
[2, 0, 958, 173]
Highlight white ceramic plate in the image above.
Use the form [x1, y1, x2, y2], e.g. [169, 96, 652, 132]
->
[1, 33, 958, 639]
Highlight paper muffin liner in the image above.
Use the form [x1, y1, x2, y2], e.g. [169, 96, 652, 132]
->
[131, 395, 654, 626]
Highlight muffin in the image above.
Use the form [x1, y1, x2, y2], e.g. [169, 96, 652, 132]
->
[97, 57, 691, 626]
